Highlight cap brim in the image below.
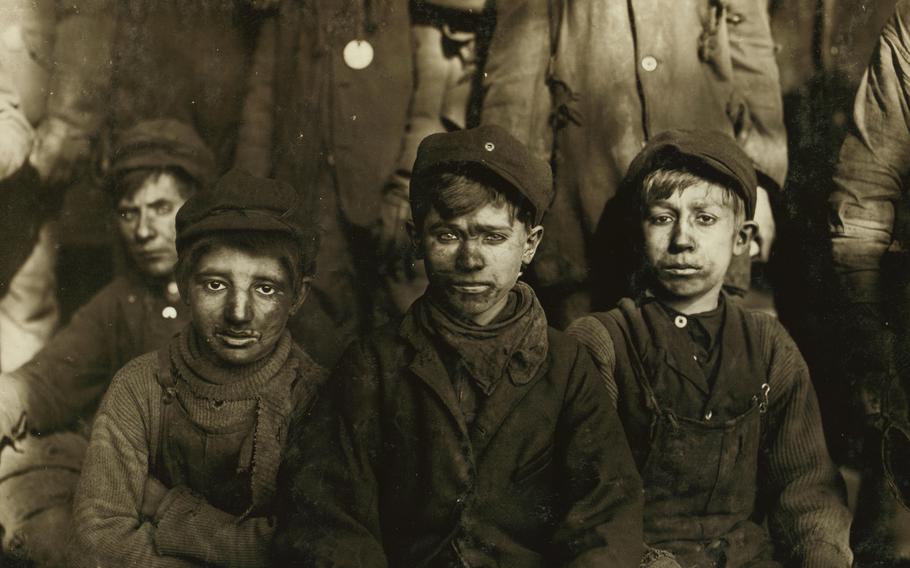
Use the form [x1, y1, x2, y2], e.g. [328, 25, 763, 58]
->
[177, 211, 296, 250]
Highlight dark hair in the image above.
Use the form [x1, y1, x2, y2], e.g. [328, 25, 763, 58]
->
[108, 167, 199, 206]
[176, 230, 317, 298]
[639, 167, 744, 224]
[411, 166, 536, 231]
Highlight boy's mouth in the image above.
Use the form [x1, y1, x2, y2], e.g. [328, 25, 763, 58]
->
[215, 330, 260, 347]
[449, 280, 494, 294]
[661, 264, 700, 276]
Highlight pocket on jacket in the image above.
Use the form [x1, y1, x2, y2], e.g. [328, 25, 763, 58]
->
[512, 443, 554, 485]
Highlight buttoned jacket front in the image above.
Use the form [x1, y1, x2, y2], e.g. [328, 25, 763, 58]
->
[274, 310, 645, 567]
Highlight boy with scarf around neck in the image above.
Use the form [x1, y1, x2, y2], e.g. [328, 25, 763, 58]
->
[272, 125, 645, 566]
[568, 130, 852, 568]
[72, 169, 326, 567]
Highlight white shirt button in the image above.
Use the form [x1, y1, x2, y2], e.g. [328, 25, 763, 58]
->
[162, 306, 178, 319]
[674, 315, 687, 328]
[641, 56, 658, 72]
[484, 142, 495, 152]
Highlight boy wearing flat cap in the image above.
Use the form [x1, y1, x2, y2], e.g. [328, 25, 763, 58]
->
[273, 125, 645, 566]
[73, 169, 326, 567]
[568, 129, 852, 567]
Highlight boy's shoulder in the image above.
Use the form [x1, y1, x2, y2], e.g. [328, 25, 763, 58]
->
[732, 302, 800, 354]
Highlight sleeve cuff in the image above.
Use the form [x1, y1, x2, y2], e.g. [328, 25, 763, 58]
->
[795, 541, 852, 568]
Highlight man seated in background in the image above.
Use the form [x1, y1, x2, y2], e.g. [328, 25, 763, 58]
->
[74, 169, 325, 567]
[273, 125, 645, 567]
[0, 119, 214, 567]
[568, 130, 852, 567]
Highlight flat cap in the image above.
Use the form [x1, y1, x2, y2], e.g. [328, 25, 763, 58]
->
[411, 124, 554, 225]
[175, 168, 316, 253]
[623, 129, 757, 219]
[109, 119, 217, 187]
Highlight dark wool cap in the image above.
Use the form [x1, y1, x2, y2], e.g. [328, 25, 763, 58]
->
[175, 168, 317, 254]
[411, 125, 554, 225]
[623, 129, 758, 220]
[109, 119, 217, 187]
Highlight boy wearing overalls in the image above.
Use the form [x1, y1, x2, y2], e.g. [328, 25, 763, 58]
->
[568, 130, 852, 567]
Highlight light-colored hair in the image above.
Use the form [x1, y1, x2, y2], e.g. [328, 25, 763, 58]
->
[640, 167, 745, 226]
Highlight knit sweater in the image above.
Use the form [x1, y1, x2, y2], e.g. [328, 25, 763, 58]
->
[568, 303, 853, 567]
[73, 327, 326, 568]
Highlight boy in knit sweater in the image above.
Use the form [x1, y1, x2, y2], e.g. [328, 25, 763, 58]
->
[567, 130, 852, 567]
[73, 169, 326, 567]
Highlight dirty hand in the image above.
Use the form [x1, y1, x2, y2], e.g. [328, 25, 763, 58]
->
[0, 122, 32, 181]
[0, 381, 26, 442]
[141, 477, 169, 519]
[751, 185, 776, 262]
[29, 118, 90, 187]
[378, 188, 418, 279]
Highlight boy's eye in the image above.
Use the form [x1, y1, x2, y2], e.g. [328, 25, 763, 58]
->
[649, 214, 674, 225]
[484, 233, 507, 243]
[153, 203, 173, 215]
[696, 214, 718, 225]
[118, 209, 138, 222]
[256, 284, 276, 296]
[437, 232, 458, 242]
[205, 281, 226, 292]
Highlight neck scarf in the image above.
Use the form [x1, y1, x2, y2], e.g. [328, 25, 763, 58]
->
[414, 281, 549, 396]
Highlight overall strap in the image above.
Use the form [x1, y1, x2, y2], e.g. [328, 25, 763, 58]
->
[150, 348, 178, 473]
[593, 308, 665, 419]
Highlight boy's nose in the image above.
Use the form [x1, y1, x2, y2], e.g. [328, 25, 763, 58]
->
[225, 290, 253, 324]
[456, 241, 484, 271]
[670, 220, 696, 251]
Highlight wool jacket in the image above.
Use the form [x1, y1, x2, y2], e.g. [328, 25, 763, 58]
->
[74, 328, 326, 568]
[481, 0, 786, 293]
[109, 0, 259, 170]
[235, 0, 413, 229]
[568, 299, 853, 567]
[272, 302, 645, 567]
[0, 274, 188, 433]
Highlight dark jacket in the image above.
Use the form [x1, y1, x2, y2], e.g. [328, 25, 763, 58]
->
[0, 274, 188, 432]
[110, 0, 260, 170]
[273, 310, 645, 566]
[236, 0, 413, 229]
[481, 0, 786, 293]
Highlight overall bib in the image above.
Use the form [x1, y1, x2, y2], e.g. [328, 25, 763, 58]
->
[597, 300, 778, 568]
[150, 347, 301, 517]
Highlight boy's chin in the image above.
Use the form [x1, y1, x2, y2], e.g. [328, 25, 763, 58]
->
[653, 279, 721, 304]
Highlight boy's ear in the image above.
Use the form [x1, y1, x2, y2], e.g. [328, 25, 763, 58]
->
[734, 220, 758, 256]
[522, 225, 545, 265]
[290, 279, 311, 315]
[406, 220, 424, 259]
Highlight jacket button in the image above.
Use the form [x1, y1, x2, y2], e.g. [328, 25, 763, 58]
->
[674, 315, 687, 328]
[641, 56, 658, 72]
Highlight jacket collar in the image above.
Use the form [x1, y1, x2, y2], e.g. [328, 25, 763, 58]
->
[398, 299, 551, 458]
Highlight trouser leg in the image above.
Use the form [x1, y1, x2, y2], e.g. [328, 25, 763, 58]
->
[0, 431, 86, 568]
[0, 222, 59, 372]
